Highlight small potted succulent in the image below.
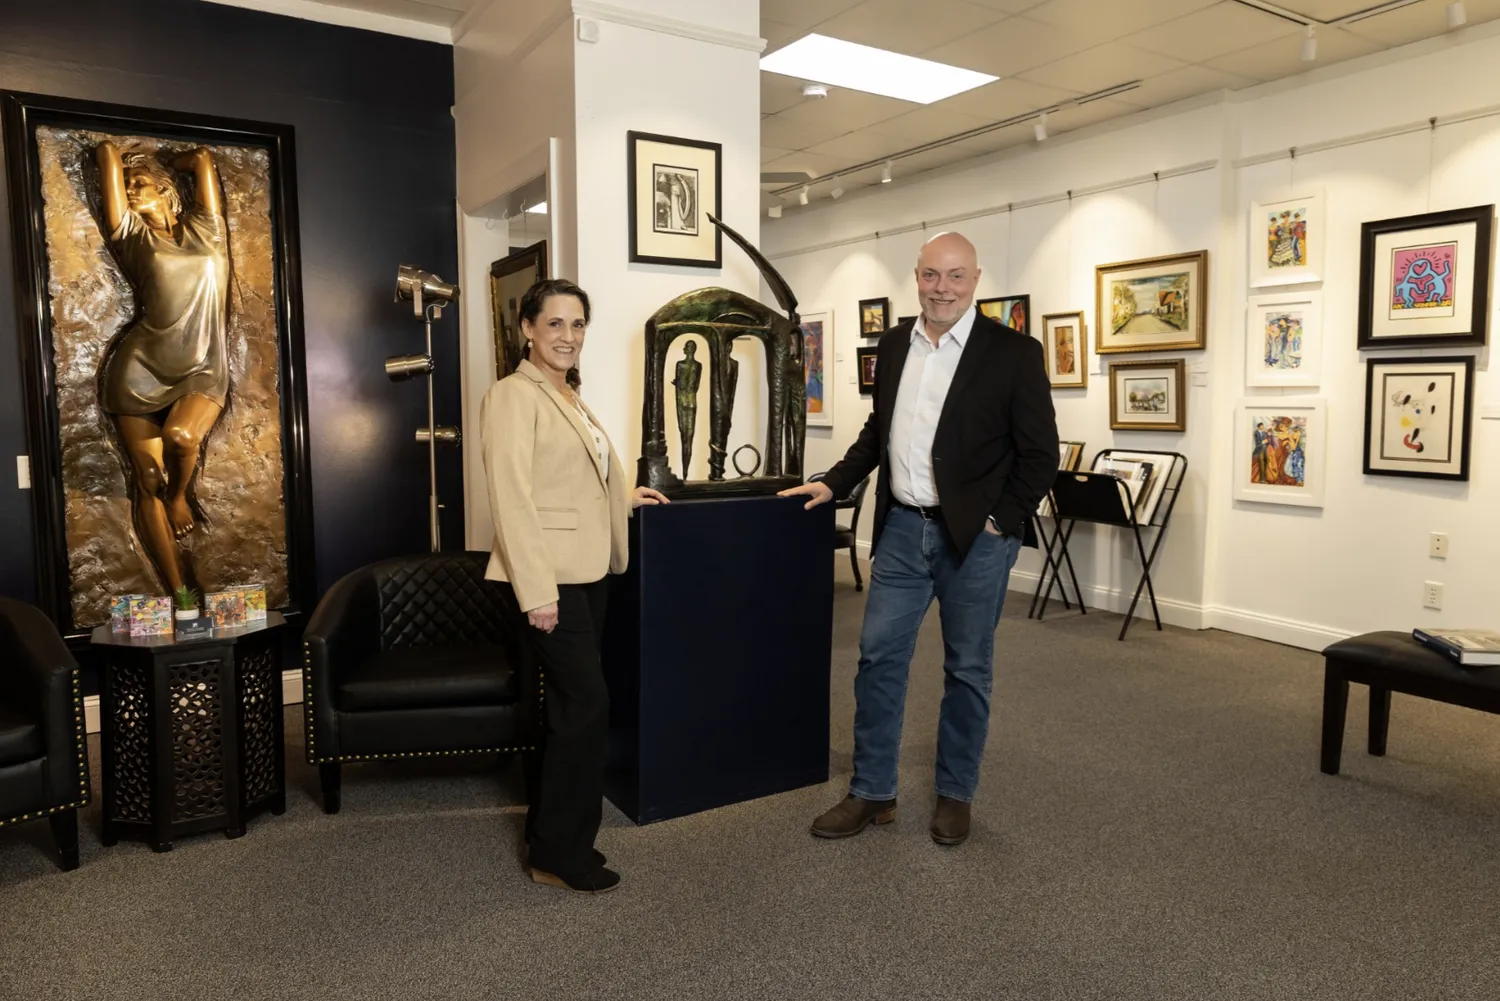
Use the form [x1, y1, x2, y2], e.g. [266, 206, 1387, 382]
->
[173, 585, 201, 624]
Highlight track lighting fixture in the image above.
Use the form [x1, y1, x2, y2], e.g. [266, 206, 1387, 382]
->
[1448, 1, 1467, 29]
[880, 160, 892, 183]
[1034, 110, 1048, 142]
[1301, 25, 1317, 62]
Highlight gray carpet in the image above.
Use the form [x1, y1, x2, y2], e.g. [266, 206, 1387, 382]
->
[5, 563, 1500, 1000]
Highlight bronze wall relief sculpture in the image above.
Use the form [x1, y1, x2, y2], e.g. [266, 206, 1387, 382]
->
[3, 92, 314, 637]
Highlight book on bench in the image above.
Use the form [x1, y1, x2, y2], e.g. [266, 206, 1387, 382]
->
[1412, 628, 1500, 667]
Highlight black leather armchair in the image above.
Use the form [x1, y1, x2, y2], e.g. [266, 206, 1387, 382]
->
[0, 597, 90, 870]
[811, 472, 872, 590]
[302, 551, 536, 813]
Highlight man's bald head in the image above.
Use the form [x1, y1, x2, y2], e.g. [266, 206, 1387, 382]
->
[914, 231, 982, 338]
[916, 231, 979, 271]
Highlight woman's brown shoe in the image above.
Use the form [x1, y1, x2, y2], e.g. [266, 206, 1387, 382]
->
[809, 795, 898, 838]
[529, 865, 621, 893]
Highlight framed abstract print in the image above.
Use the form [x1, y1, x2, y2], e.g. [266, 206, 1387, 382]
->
[977, 294, 1029, 336]
[1362, 356, 1474, 481]
[1357, 205, 1492, 349]
[1249, 191, 1325, 287]
[800, 308, 833, 428]
[856, 345, 878, 395]
[1234, 398, 1327, 507]
[1245, 290, 1322, 388]
[1, 90, 315, 638]
[489, 240, 547, 380]
[1041, 311, 1087, 388]
[858, 297, 890, 336]
[627, 130, 722, 268]
[1108, 359, 1186, 432]
[1095, 250, 1208, 354]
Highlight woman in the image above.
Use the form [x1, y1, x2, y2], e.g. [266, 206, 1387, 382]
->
[480, 278, 668, 894]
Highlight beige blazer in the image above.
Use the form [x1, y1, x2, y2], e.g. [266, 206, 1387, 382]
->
[480, 359, 630, 612]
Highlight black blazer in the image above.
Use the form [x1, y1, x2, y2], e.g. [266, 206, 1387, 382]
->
[822, 310, 1059, 561]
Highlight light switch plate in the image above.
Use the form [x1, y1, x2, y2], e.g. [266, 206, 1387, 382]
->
[16, 455, 30, 490]
[1191, 372, 1209, 387]
[1481, 403, 1500, 420]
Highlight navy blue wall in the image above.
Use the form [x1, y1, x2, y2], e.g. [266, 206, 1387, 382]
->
[0, 0, 463, 607]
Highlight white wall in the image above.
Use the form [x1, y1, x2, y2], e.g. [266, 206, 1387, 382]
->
[765, 28, 1500, 649]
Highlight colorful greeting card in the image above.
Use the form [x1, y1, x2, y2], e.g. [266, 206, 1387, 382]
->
[128, 596, 173, 637]
[110, 593, 148, 632]
[206, 591, 247, 629]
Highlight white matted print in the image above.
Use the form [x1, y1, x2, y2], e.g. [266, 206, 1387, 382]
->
[800, 308, 833, 428]
[1246, 291, 1322, 388]
[1362, 356, 1474, 480]
[1249, 192, 1325, 287]
[1234, 397, 1326, 507]
[628, 131, 721, 268]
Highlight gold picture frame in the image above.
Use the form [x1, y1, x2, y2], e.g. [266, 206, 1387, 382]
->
[1041, 311, 1088, 388]
[1095, 250, 1208, 354]
[1108, 359, 1187, 432]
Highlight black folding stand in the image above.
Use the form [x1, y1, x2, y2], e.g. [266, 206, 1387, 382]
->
[1027, 441, 1086, 619]
[1033, 449, 1187, 641]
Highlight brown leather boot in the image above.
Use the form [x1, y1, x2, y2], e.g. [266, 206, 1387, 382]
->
[809, 794, 897, 838]
[930, 796, 971, 845]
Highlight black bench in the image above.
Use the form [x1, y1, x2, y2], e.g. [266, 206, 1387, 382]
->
[1321, 631, 1500, 774]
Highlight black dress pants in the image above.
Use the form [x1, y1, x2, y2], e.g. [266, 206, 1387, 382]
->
[505, 577, 610, 876]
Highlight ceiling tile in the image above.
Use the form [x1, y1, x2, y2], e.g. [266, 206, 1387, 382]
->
[806, 129, 917, 163]
[1044, 96, 1141, 134]
[891, 125, 1032, 176]
[761, 145, 795, 165]
[870, 107, 998, 144]
[1017, 40, 1188, 94]
[924, 15, 1103, 76]
[1124, 1, 1300, 62]
[933, 77, 1084, 120]
[813, 0, 1009, 56]
[762, 74, 809, 115]
[1341, 0, 1496, 44]
[1204, 25, 1383, 81]
[1110, 63, 1256, 109]
[762, 115, 850, 151]
[762, 19, 804, 54]
[961, 0, 1049, 11]
[763, 149, 863, 182]
[1024, 0, 1219, 38]
[760, 0, 865, 31]
[1271, 0, 1404, 17]
[760, 87, 914, 148]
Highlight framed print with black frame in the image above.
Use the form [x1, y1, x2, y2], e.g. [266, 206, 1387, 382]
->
[977, 294, 1030, 335]
[490, 240, 547, 380]
[1108, 359, 1186, 432]
[1357, 205, 1492, 350]
[627, 130, 722, 268]
[858, 297, 890, 336]
[1362, 355, 1474, 481]
[856, 345, 878, 395]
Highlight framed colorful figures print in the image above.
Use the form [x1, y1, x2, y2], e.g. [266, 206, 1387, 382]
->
[1357, 205, 1492, 349]
[1362, 356, 1474, 481]
[858, 297, 890, 336]
[977, 294, 1030, 336]
[1245, 290, 1322, 388]
[856, 345, 878, 395]
[1108, 359, 1186, 432]
[800, 308, 834, 428]
[1095, 251, 1208, 354]
[1234, 398, 1326, 507]
[1041, 311, 1087, 389]
[627, 130, 722, 268]
[1249, 191, 1325, 287]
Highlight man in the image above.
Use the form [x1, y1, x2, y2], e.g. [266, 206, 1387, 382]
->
[780, 232, 1058, 846]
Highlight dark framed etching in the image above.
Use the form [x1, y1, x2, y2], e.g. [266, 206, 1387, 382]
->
[627, 130, 722, 269]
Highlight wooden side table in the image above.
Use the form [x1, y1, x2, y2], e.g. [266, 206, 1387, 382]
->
[91, 612, 286, 852]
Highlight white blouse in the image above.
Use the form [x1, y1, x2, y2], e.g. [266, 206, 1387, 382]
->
[569, 395, 610, 481]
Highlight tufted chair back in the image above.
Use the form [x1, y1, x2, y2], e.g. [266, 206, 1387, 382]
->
[372, 552, 513, 651]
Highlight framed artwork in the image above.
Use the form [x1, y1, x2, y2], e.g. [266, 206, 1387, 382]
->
[977, 294, 1030, 335]
[1362, 356, 1474, 481]
[856, 346, 878, 395]
[1108, 360, 1186, 432]
[489, 240, 547, 381]
[1, 90, 315, 638]
[1357, 205, 1492, 349]
[1093, 450, 1176, 524]
[800, 308, 833, 427]
[1059, 441, 1084, 471]
[858, 297, 890, 335]
[1041, 311, 1087, 388]
[1246, 290, 1322, 388]
[627, 130, 722, 268]
[1095, 250, 1208, 353]
[898, 315, 917, 326]
[1234, 398, 1327, 507]
[1249, 191, 1325, 287]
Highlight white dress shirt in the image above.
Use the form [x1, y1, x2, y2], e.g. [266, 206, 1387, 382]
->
[888, 305, 977, 508]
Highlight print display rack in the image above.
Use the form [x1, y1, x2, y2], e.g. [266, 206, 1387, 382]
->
[1031, 449, 1187, 641]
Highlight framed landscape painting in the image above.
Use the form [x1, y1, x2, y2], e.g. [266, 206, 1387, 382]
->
[1249, 191, 1325, 287]
[1357, 205, 1491, 349]
[1041, 311, 1087, 388]
[1095, 250, 1208, 353]
[1108, 359, 1186, 432]
[977, 294, 1030, 336]
[627, 130, 722, 268]
[1234, 398, 1327, 507]
[1362, 356, 1473, 481]
[1245, 290, 1321, 388]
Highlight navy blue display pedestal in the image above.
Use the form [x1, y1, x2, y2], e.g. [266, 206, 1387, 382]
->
[601, 495, 834, 824]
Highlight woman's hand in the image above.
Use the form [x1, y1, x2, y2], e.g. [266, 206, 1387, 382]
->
[527, 602, 559, 633]
[631, 486, 671, 509]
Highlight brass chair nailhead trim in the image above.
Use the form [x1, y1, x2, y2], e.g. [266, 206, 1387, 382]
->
[1, 668, 91, 828]
[310, 745, 535, 765]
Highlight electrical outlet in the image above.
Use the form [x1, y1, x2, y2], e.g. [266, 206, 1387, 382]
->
[1423, 581, 1444, 610]
[1430, 532, 1449, 559]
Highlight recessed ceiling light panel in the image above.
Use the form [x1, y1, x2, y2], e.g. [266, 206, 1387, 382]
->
[760, 34, 997, 105]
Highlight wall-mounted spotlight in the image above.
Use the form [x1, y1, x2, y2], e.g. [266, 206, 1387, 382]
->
[390, 264, 461, 552]
[1034, 110, 1049, 142]
[1448, 1, 1467, 29]
[881, 160, 893, 183]
[1301, 24, 1317, 62]
[798, 185, 810, 206]
[768, 204, 783, 218]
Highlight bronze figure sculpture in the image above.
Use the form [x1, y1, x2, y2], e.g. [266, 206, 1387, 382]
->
[672, 341, 702, 475]
[95, 140, 229, 594]
[637, 214, 806, 497]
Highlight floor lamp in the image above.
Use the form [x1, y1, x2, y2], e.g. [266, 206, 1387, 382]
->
[389, 264, 461, 552]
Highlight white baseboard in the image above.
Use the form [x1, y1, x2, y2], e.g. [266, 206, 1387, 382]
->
[1008, 568, 1206, 631]
[84, 669, 304, 735]
[1201, 605, 1352, 653]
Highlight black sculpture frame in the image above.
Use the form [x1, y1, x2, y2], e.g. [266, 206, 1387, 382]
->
[2, 90, 316, 640]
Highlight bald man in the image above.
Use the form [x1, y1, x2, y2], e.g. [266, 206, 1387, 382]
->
[781, 232, 1058, 846]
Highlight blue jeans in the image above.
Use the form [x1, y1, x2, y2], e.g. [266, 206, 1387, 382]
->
[850, 506, 1022, 803]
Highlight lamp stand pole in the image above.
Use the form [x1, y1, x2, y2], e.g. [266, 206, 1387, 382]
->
[425, 303, 441, 552]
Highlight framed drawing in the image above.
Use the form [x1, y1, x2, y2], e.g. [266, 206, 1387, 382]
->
[1249, 191, 1325, 287]
[1041, 311, 1087, 388]
[1108, 360, 1186, 432]
[1234, 398, 1327, 507]
[1246, 290, 1322, 388]
[856, 346, 878, 395]
[1095, 250, 1208, 353]
[977, 294, 1030, 335]
[627, 130, 722, 268]
[1059, 441, 1085, 471]
[489, 240, 547, 380]
[800, 308, 833, 427]
[858, 297, 890, 335]
[1357, 205, 1492, 349]
[1362, 356, 1474, 481]
[1, 90, 315, 638]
